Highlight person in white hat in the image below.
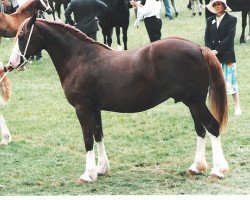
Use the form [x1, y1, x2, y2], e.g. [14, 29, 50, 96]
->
[205, 0, 242, 115]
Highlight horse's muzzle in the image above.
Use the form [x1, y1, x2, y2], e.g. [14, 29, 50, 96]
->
[3, 63, 14, 72]
[45, 8, 53, 15]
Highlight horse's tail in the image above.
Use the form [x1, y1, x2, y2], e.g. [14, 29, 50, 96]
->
[201, 47, 228, 134]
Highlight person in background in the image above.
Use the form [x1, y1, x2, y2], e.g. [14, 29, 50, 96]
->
[130, 0, 162, 43]
[64, 0, 107, 41]
[1, 0, 18, 13]
[205, 0, 242, 115]
[163, 0, 173, 20]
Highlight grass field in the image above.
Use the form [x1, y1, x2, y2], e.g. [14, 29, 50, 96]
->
[0, 0, 250, 195]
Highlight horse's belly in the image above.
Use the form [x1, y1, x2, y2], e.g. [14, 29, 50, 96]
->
[99, 90, 170, 113]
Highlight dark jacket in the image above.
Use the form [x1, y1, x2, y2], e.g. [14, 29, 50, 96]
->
[65, 0, 107, 34]
[205, 12, 237, 63]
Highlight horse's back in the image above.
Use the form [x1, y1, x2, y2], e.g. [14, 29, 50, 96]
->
[147, 38, 209, 103]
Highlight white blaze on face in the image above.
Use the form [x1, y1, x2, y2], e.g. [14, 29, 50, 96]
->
[8, 40, 21, 68]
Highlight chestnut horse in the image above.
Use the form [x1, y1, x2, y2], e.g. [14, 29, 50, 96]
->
[0, 0, 52, 38]
[0, 59, 11, 145]
[6, 16, 229, 182]
[205, 0, 250, 43]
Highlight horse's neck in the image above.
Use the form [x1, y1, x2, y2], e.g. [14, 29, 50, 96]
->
[39, 23, 86, 78]
[16, 2, 37, 16]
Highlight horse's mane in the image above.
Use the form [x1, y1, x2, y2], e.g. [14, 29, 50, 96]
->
[16, 0, 35, 14]
[37, 19, 113, 50]
[16, 18, 30, 37]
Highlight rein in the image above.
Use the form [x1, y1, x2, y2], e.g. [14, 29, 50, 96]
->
[0, 24, 34, 82]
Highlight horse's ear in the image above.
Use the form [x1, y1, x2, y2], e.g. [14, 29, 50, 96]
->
[27, 13, 37, 29]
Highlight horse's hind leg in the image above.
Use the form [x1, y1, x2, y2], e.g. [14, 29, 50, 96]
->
[240, 11, 247, 44]
[0, 114, 11, 145]
[188, 103, 229, 178]
[93, 110, 110, 176]
[188, 106, 208, 175]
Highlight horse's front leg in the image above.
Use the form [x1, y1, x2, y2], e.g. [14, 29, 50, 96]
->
[0, 114, 11, 145]
[93, 110, 110, 176]
[75, 106, 98, 182]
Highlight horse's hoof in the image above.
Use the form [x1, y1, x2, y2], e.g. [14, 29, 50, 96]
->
[208, 173, 222, 180]
[76, 179, 88, 185]
[175, 12, 178, 17]
[221, 167, 230, 174]
[187, 169, 202, 176]
[187, 169, 195, 176]
[0, 140, 10, 145]
[97, 170, 110, 177]
[240, 38, 246, 44]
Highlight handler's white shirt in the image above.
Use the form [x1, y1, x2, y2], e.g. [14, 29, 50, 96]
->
[216, 13, 226, 28]
[137, 0, 161, 21]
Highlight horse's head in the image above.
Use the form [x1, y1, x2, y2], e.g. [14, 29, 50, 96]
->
[6, 15, 41, 70]
[36, 0, 53, 14]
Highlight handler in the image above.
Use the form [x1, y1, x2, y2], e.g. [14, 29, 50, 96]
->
[205, 0, 242, 115]
[64, 0, 107, 41]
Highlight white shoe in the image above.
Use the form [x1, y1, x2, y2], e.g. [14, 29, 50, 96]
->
[235, 108, 242, 115]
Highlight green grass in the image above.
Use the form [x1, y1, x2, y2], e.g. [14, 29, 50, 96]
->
[0, 0, 250, 195]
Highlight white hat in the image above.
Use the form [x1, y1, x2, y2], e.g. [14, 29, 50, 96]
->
[206, 0, 232, 14]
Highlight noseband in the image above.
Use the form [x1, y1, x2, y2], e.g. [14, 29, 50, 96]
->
[15, 24, 35, 69]
[0, 24, 34, 82]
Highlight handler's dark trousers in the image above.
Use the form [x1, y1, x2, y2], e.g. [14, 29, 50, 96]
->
[144, 16, 162, 42]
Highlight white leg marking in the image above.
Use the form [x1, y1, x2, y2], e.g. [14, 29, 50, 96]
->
[208, 132, 229, 178]
[189, 136, 207, 174]
[97, 141, 110, 175]
[79, 150, 97, 182]
[0, 114, 11, 145]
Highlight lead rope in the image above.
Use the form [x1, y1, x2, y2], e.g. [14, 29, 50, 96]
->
[0, 24, 35, 82]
